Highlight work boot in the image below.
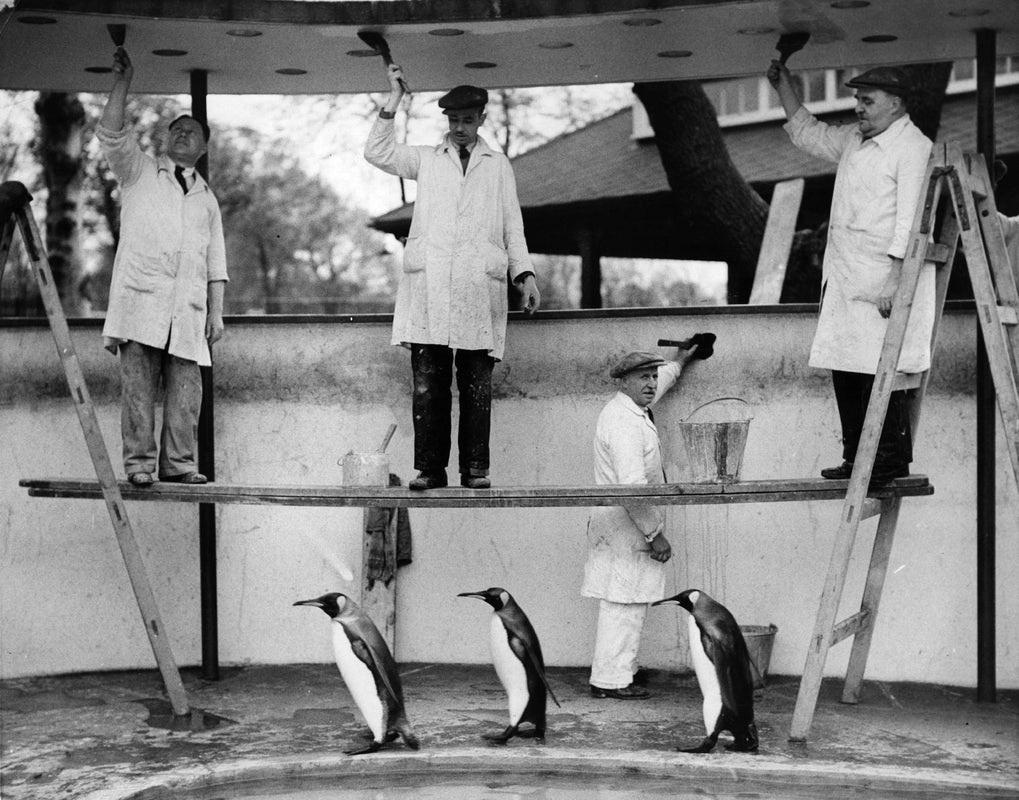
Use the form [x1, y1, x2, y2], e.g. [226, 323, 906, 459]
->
[868, 463, 910, 489]
[460, 474, 490, 489]
[409, 470, 447, 491]
[159, 472, 207, 484]
[589, 683, 650, 700]
[820, 461, 853, 480]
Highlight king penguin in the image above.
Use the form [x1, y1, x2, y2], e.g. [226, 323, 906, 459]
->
[652, 589, 759, 753]
[458, 587, 561, 744]
[294, 592, 419, 755]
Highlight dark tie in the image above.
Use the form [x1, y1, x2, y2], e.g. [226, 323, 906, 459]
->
[459, 146, 470, 174]
[174, 165, 189, 193]
[646, 408, 655, 424]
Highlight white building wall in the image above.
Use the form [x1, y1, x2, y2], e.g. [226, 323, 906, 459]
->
[1, 310, 1015, 686]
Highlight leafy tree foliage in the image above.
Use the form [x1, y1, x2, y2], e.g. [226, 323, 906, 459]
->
[210, 125, 393, 314]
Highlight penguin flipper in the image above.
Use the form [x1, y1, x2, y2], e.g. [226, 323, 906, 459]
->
[508, 635, 561, 708]
[350, 636, 401, 710]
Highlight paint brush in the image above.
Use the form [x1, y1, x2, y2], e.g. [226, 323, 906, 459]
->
[776, 31, 810, 65]
[107, 23, 126, 48]
[358, 30, 410, 93]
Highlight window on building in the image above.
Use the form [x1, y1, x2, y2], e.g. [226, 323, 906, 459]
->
[953, 58, 974, 81]
[834, 67, 861, 98]
[735, 77, 760, 114]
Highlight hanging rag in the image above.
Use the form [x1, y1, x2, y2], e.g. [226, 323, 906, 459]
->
[365, 472, 413, 588]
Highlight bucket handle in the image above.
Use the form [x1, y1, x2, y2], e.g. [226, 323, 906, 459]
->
[683, 396, 751, 422]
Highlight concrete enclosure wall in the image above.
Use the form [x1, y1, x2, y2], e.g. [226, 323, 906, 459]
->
[1, 309, 1016, 687]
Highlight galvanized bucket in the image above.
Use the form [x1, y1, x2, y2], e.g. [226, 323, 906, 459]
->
[677, 397, 752, 484]
[741, 623, 778, 689]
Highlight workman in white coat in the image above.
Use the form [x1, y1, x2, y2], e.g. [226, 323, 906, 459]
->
[583, 347, 698, 699]
[767, 61, 933, 486]
[365, 63, 540, 490]
[97, 47, 227, 486]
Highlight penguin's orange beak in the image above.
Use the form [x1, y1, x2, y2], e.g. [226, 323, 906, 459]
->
[293, 598, 323, 608]
[652, 596, 681, 607]
[457, 591, 486, 600]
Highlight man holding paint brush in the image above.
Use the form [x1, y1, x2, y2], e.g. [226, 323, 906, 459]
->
[97, 45, 228, 487]
[365, 62, 539, 491]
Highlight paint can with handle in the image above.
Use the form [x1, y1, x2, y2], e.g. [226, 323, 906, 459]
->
[676, 397, 752, 483]
[340, 423, 396, 486]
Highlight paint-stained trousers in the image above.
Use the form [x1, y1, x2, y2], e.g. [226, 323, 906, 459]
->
[832, 370, 912, 471]
[119, 340, 202, 479]
[590, 600, 648, 689]
[411, 344, 494, 477]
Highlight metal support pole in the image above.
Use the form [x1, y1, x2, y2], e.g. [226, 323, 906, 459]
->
[191, 68, 219, 681]
[578, 225, 603, 309]
[974, 28, 996, 703]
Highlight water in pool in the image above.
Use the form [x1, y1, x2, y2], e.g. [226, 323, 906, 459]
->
[180, 771, 993, 800]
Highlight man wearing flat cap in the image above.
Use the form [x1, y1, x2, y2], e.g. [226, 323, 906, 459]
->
[767, 60, 933, 486]
[365, 64, 539, 491]
[582, 345, 698, 699]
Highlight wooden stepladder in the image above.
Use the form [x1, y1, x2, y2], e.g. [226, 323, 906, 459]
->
[0, 182, 190, 715]
[789, 143, 1019, 741]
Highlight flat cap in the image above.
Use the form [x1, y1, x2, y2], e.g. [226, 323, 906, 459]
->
[438, 85, 489, 112]
[610, 351, 667, 379]
[845, 66, 911, 97]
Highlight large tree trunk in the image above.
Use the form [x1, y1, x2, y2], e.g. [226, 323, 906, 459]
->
[34, 92, 86, 315]
[634, 81, 769, 303]
[900, 62, 954, 141]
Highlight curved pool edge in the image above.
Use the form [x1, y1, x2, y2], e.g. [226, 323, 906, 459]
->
[78, 747, 1017, 800]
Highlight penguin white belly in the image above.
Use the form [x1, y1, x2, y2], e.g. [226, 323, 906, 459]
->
[688, 615, 722, 734]
[331, 622, 385, 741]
[489, 614, 529, 725]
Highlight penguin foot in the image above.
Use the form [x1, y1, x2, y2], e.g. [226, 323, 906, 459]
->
[401, 731, 421, 750]
[383, 730, 400, 743]
[481, 726, 517, 745]
[724, 741, 759, 754]
[725, 725, 760, 754]
[678, 736, 717, 754]
[345, 740, 382, 756]
[514, 727, 545, 742]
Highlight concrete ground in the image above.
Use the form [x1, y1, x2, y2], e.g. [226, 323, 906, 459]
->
[1, 664, 1016, 799]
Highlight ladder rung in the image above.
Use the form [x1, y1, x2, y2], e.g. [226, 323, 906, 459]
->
[998, 305, 1018, 326]
[892, 372, 923, 391]
[831, 610, 871, 646]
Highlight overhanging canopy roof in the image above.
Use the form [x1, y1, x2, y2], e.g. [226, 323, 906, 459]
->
[1, 0, 1018, 94]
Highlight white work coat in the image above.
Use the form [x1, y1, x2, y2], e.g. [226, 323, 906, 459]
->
[97, 123, 228, 367]
[365, 118, 532, 360]
[582, 362, 681, 604]
[1001, 213, 1019, 276]
[784, 109, 934, 375]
